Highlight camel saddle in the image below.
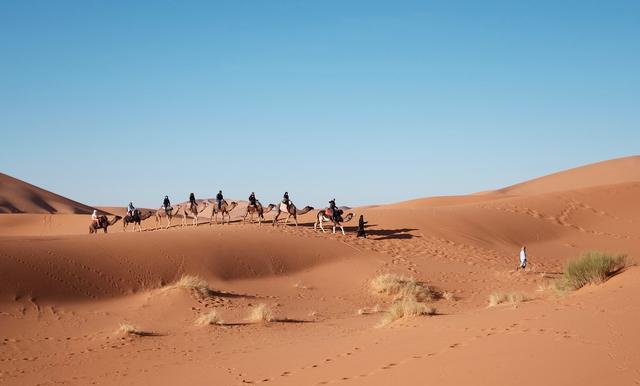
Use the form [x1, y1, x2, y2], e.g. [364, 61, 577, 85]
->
[325, 208, 333, 217]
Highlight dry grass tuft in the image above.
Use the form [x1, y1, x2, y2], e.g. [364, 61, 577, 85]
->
[378, 298, 436, 327]
[172, 274, 212, 297]
[442, 291, 455, 301]
[488, 292, 530, 307]
[117, 323, 146, 336]
[557, 251, 627, 291]
[246, 304, 274, 323]
[370, 273, 434, 302]
[195, 311, 223, 326]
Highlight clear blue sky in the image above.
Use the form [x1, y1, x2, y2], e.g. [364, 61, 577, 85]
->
[1, 1, 638, 208]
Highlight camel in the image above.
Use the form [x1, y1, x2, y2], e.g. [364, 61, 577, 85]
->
[155, 205, 181, 229]
[209, 200, 238, 225]
[89, 215, 122, 234]
[123, 209, 154, 232]
[314, 208, 354, 235]
[242, 201, 276, 225]
[272, 202, 314, 227]
[181, 200, 209, 227]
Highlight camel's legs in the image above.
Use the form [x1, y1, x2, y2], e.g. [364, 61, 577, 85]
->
[340, 225, 345, 235]
[319, 217, 326, 233]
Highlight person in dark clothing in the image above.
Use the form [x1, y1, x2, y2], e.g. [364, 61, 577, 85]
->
[189, 193, 197, 212]
[329, 199, 339, 220]
[216, 190, 224, 209]
[282, 192, 290, 208]
[163, 196, 171, 214]
[357, 215, 367, 238]
[248, 192, 257, 207]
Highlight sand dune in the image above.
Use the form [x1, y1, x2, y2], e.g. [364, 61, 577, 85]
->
[0, 173, 99, 214]
[1, 156, 639, 385]
[494, 155, 640, 195]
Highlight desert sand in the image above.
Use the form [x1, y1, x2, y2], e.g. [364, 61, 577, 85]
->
[1, 156, 639, 385]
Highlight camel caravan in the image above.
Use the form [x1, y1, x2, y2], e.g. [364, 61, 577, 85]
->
[89, 191, 356, 235]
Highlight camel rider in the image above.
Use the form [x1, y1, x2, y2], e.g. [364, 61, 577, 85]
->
[248, 192, 257, 207]
[189, 193, 197, 211]
[282, 192, 290, 209]
[216, 191, 224, 210]
[127, 202, 135, 217]
[163, 196, 171, 214]
[91, 209, 100, 227]
[329, 199, 338, 220]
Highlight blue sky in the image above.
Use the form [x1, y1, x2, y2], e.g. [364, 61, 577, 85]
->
[1, 1, 638, 208]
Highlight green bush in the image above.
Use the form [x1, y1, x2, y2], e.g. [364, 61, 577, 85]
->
[558, 251, 626, 290]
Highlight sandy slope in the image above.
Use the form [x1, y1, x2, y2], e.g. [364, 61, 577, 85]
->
[1, 156, 640, 385]
[0, 173, 100, 215]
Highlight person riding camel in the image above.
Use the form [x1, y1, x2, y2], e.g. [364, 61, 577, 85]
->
[248, 192, 257, 208]
[189, 192, 197, 212]
[216, 191, 224, 210]
[282, 192, 290, 209]
[91, 209, 100, 227]
[329, 199, 339, 221]
[163, 195, 171, 214]
[127, 202, 135, 218]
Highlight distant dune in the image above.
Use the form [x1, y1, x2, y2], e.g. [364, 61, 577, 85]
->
[494, 155, 640, 195]
[0, 173, 99, 214]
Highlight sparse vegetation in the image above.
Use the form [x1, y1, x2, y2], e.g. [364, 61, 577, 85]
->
[379, 298, 436, 327]
[369, 273, 438, 326]
[196, 311, 223, 326]
[246, 303, 274, 323]
[172, 274, 212, 297]
[487, 291, 530, 307]
[557, 251, 627, 291]
[370, 273, 435, 302]
[117, 323, 145, 336]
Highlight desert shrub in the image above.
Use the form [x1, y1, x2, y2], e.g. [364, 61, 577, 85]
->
[488, 292, 530, 307]
[117, 323, 145, 336]
[246, 304, 274, 323]
[370, 273, 434, 301]
[196, 311, 223, 326]
[558, 252, 626, 290]
[379, 298, 436, 327]
[172, 274, 212, 297]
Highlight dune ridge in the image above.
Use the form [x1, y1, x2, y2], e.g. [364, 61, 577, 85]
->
[0, 172, 100, 214]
